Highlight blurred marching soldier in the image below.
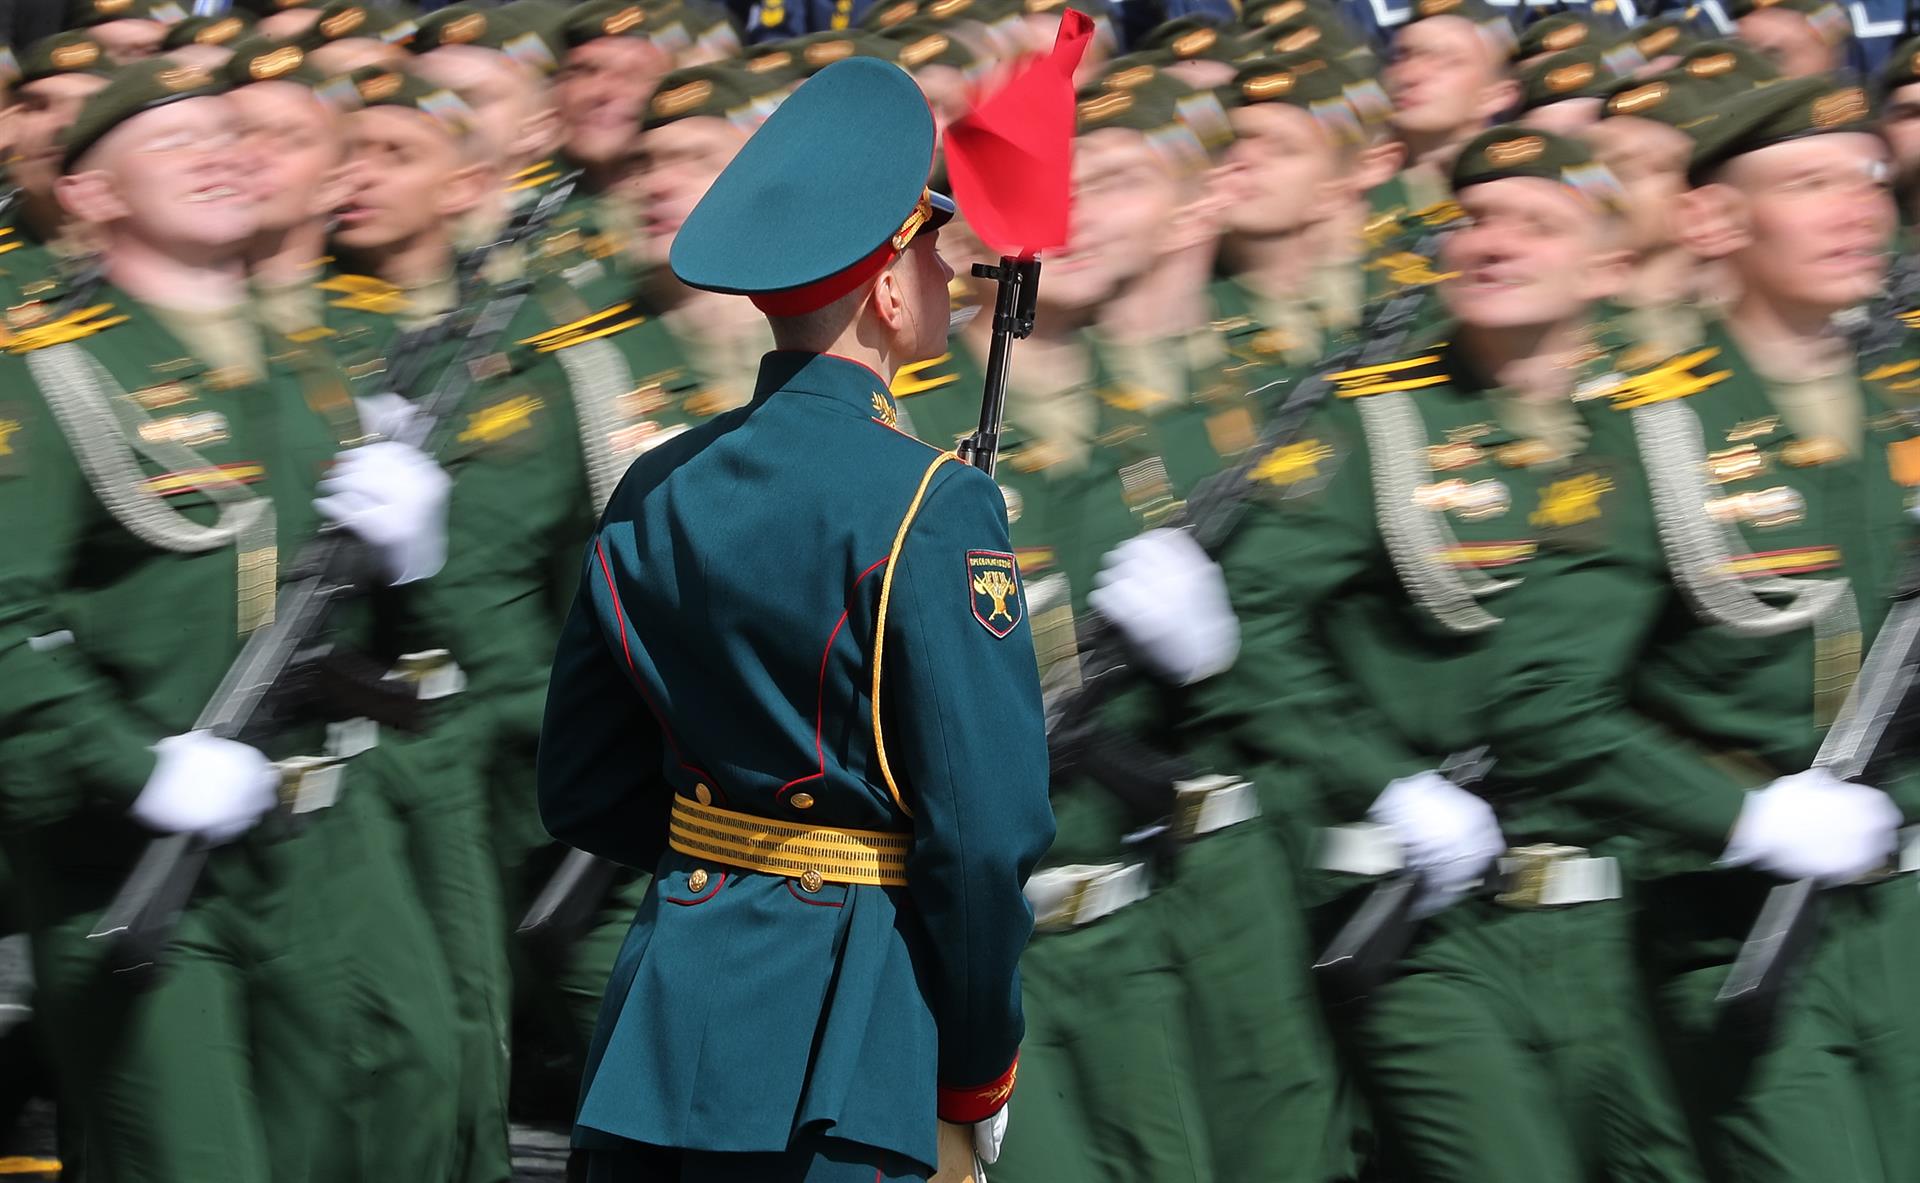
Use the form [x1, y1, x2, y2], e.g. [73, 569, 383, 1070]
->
[221, 43, 472, 1183]
[1487, 75, 1920, 1181]
[64, 0, 178, 65]
[1878, 35, 1920, 227]
[299, 1, 415, 77]
[538, 56, 1051, 1182]
[0, 59, 451, 1181]
[157, 11, 252, 70]
[1511, 44, 1616, 134]
[0, 31, 114, 306]
[1727, 0, 1853, 78]
[1370, 0, 1519, 225]
[237, 0, 328, 44]
[555, 0, 674, 242]
[1154, 127, 1710, 1182]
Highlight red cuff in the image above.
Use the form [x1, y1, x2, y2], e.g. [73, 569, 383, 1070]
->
[937, 1056, 1018, 1123]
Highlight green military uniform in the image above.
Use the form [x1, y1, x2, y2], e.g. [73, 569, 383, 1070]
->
[1193, 128, 1708, 1183]
[539, 58, 1051, 1182]
[1480, 82, 1920, 1176]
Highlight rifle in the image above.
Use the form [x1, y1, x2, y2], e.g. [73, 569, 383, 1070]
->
[1716, 547, 1920, 1041]
[87, 177, 584, 989]
[1312, 747, 1495, 1008]
[957, 255, 1040, 475]
[1714, 258, 1920, 1040]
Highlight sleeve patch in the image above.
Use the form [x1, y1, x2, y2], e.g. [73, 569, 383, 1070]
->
[967, 550, 1023, 638]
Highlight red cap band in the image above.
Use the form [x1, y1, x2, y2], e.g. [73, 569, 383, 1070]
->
[750, 238, 899, 317]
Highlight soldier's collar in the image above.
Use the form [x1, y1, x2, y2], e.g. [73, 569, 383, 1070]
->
[754, 350, 900, 422]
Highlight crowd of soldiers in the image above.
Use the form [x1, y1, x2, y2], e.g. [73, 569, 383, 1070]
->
[2, 0, 1920, 1178]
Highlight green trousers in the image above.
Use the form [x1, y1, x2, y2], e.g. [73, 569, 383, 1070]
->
[991, 888, 1215, 1183]
[364, 713, 514, 1183]
[15, 809, 356, 1182]
[1342, 893, 1707, 1183]
[1648, 873, 1920, 1183]
[1162, 820, 1347, 1183]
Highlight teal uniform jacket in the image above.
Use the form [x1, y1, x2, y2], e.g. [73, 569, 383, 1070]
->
[538, 351, 1054, 1170]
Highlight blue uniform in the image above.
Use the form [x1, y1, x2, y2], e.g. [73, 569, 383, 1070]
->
[538, 351, 1054, 1176]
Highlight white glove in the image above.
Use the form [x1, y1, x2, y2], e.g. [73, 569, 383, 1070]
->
[1722, 769, 1901, 885]
[354, 391, 419, 442]
[1087, 528, 1239, 686]
[130, 732, 279, 844]
[1368, 771, 1505, 916]
[313, 441, 451, 586]
[975, 1104, 1008, 1166]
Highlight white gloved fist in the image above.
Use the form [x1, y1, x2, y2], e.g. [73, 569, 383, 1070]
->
[974, 1104, 1008, 1165]
[1722, 769, 1900, 885]
[314, 441, 451, 586]
[354, 391, 419, 442]
[1368, 771, 1505, 916]
[1087, 528, 1239, 686]
[131, 732, 279, 844]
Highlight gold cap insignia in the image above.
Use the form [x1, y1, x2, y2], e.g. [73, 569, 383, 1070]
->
[804, 39, 854, 66]
[1640, 26, 1680, 54]
[250, 45, 305, 79]
[1688, 51, 1734, 77]
[319, 7, 365, 38]
[1485, 134, 1545, 166]
[1546, 61, 1595, 92]
[875, 0, 916, 26]
[96, 0, 132, 14]
[1609, 80, 1668, 115]
[746, 49, 791, 72]
[900, 33, 949, 67]
[1544, 24, 1587, 50]
[442, 12, 486, 43]
[198, 16, 244, 43]
[357, 70, 403, 101]
[1260, 0, 1305, 24]
[1278, 25, 1321, 50]
[1419, 0, 1463, 15]
[276, 0, 304, 8]
[1172, 28, 1218, 57]
[651, 78, 712, 117]
[1911, 49, 1920, 74]
[50, 42, 100, 70]
[604, 5, 645, 35]
[1105, 64, 1155, 89]
[1078, 90, 1132, 123]
[158, 64, 211, 91]
[1242, 71, 1295, 100]
[1811, 86, 1867, 127]
[927, 0, 971, 18]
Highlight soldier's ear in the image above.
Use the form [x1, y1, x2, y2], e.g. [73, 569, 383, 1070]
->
[1676, 182, 1751, 261]
[868, 263, 909, 335]
[54, 169, 129, 227]
[513, 103, 564, 166]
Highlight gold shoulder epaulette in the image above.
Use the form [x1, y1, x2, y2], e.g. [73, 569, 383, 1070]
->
[1366, 251, 1453, 287]
[1362, 209, 1403, 250]
[891, 352, 960, 397]
[317, 273, 409, 316]
[1600, 346, 1730, 411]
[1332, 352, 1448, 398]
[519, 301, 644, 353]
[3, 302, 128, 354]
[1413, 199, 1464, 228]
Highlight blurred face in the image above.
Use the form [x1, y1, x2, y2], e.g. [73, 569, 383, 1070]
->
[1218, 102, 1343, 237]
[1711, 133, 1894, 312]
[912, 64, 970, 137]
[1736, 9, 1838, 79]
[1584, 115, 1693, 253]
[634, 116, 746, 266]
[335, 105, 467, 253]
[1049, 129, 1184, 310]
[557, 37, 670, 168]
[1387, 17, 1508, 139]
[1881, 80, 1920, 197]
[258, 8, 322, 41]
[413, 45, 549, 171]
[309, 38, 406, 76]
[166, 44, 235, 71]
[91, 19, 166, 64]
[67, 94, 257, 253]
[1165, 58, 1235, 90]
[9, 73, 110, 204]
[237, 80, 340, 236]
[887, 228, 955, 362]
[1441, 176, 1621, 328]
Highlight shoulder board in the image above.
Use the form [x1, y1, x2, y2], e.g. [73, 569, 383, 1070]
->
[1412, 199, 1464, 228]
[1898, 308, 1920, 331]
[0, 226, 20, 257]
[1366, 251, 1451, 287]
[509, 160, 565, 193]
[1865, 357, 1920, 384]
[3, 303, 128, 354]
[892, 352, 961, 397]
[519, 302, 644, 353]
[1330, 352, 1448, 398]
[1362, 209, 1403, 250]
[316, 273, 410, 316]
[1596, 346, 1730, 411]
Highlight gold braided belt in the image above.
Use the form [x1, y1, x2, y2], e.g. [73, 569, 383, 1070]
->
[668, 795, 912, 888]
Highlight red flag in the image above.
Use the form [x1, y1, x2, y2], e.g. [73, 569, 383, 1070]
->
[941, 10, 1093, 259]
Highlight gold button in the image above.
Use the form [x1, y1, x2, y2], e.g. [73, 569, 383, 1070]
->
[791, 792, 815, 810]
[694, 784, 712, 805]
[799, 869, 825, 893]
[687, 868, 709, 893]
